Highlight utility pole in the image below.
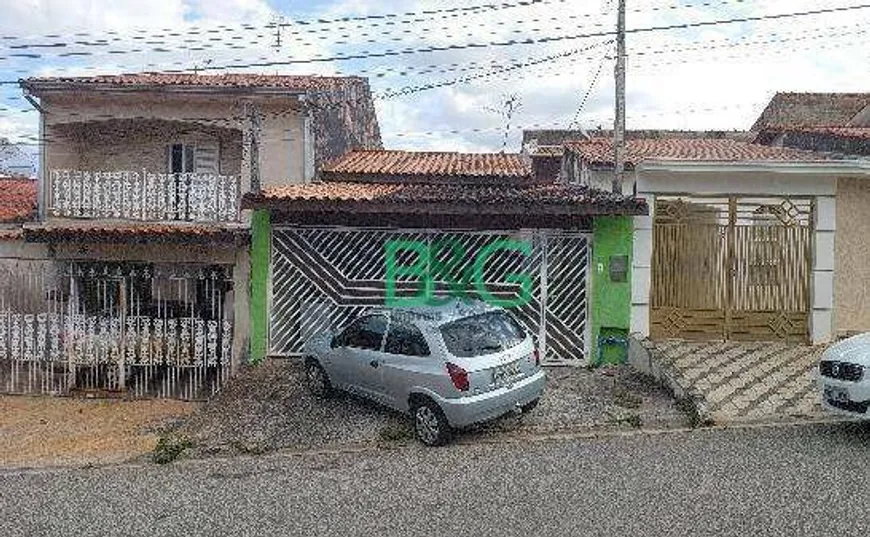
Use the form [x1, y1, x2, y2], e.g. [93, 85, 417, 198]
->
[613, 0, 626, 194]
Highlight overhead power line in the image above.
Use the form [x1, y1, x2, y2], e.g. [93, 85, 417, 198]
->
[0, 0, 552, 46]
[1, 16, 863, 86]
[0, 0, 747, 50]
[154, 3, 870, 72]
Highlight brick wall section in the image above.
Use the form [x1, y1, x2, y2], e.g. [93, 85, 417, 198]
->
[310, 78, 382, 170]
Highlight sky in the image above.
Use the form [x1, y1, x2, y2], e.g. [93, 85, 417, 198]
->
[0, 0, 869, 167]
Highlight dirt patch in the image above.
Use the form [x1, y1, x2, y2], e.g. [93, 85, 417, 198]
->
[0, 395, 197, 469]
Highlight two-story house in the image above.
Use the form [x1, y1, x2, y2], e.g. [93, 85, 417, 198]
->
[0, 73, 380, 399]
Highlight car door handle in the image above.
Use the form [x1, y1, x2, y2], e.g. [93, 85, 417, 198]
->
[369, 360, 379, 368]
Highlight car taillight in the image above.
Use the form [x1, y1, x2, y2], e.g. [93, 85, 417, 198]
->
[446, 362, 469, 391]
[534, 348, 540, 367]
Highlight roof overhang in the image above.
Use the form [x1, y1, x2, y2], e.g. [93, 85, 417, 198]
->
[246, 198, 647, 217]
[21, 222, 250, 245]
[636, 159, 870, 175]
[19, 79, 312, 97]
[245, 188, 647, 230]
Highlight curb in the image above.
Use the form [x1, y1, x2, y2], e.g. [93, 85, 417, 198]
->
[0, 415, 856, 476]
[633, 338, 713, 426]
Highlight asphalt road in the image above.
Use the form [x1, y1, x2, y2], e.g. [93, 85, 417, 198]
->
[2, 422, 870, 537]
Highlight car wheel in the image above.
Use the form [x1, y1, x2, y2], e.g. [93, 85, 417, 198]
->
[304, 358, 332, 398]
[521, 398, 540, 414]
[412, 399, 451, 447]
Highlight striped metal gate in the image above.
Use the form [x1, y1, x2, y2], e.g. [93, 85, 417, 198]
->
[269, 227, 591, 365]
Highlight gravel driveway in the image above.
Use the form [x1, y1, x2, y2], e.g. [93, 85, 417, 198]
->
[177, 359, 691, 458]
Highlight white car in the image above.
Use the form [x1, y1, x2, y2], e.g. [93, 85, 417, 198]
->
[817, 333, 870, 417]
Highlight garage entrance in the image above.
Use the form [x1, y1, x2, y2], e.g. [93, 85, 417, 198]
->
[269, 227, 591, 365]
[650, 195, 814, 342]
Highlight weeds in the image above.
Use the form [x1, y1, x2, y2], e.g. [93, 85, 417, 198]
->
[613, 389, 644, 409]
[377, 423, 415, 444]
[608, 411, 643, 428]
[152, 435, 194, 464]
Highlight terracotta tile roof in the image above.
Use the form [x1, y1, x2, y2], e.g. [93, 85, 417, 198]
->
[21, 73, 367, 94]
[523, 129, 753, 147]
[0, 177, 37, 223]
[320, 150, 532, 183]
[787, 126, 870, 140]
[564, 138, 828, 167]
[529, 145, 564, 158]
[244, 181, 647, 216]
[751, 92, 870, 131]
[0, 229, 24, 240]
[22, 223, 248, 244]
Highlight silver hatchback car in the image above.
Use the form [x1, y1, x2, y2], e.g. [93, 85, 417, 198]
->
[302, 300, 546, 445]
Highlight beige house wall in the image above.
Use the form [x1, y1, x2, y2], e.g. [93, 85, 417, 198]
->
[51, 121, 243, 177]
[833, 177, 870, 336]
[40, 92, 307, 210]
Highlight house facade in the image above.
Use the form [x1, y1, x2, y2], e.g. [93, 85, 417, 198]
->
[243, 149, 647, 367]
[0, 73, 380, 399]
[750, 92, 870, 338]
[562, 137, 870, 345]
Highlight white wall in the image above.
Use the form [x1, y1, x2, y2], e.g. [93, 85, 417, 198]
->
[632, 167, 838, 344]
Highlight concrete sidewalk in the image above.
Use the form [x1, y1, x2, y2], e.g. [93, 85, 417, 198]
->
[635, 339, 825, 424]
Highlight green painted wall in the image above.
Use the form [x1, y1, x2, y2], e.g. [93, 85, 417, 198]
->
[250, 209, 271, 364]
[590, 216, 633, 365]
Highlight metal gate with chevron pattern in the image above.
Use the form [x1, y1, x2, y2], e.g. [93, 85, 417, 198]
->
[269, 227, 591, 365]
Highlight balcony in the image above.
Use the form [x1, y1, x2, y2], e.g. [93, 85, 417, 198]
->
[48, 170, 240, 223]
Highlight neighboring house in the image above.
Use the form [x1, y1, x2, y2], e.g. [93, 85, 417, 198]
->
[243, 149, 647, 366]
[563, 137, 870, 345]
[0, 73, 381, 399]
[750, 92, 870, 132]
[0, 141, 37, 177]
[755, 127, 870, 157]
[522, 129, 754, 185]
[752, 93, 870, 157]
[751, 92, 870, 339]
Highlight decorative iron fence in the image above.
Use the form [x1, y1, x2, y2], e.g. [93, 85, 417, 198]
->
[269, 227, 590, 365]
[48, 170, 240, 222]
[0, 259, 234, 399]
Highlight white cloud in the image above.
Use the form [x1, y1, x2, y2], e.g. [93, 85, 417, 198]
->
[1, 0, 869, 151]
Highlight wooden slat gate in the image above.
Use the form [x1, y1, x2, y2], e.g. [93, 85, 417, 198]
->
[650, 195, 813, 342]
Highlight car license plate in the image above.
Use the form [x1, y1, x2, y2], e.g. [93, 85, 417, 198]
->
[824, 385, 849, 403]
[493, 360, 522, 386]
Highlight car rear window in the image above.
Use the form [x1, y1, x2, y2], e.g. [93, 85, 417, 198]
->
[440, 311, 526, 357]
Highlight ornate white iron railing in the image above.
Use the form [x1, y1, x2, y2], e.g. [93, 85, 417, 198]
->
[0, 260, 234, 400]
[48, 170, 240, 222]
